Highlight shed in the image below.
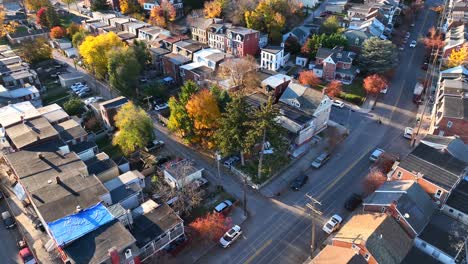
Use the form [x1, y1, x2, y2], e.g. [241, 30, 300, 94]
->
[59, 72, 84, 88]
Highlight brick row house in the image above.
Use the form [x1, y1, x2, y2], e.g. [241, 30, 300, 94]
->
[312, 47, 357, 84]
[226, 27, 260, 57]
[180, 48, 230, 85]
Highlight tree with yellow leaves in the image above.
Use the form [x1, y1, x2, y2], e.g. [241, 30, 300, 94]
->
[447, 45, 468, 68]
[113, 102, 154, 155]
[0, 8, 19, 37]
[186, 89, 221, 149]
[120, 0, 141, 15]
[150, 0, 176, 28]
[78, 32, 125, 79]
[244, 0, 287, 43]
[204, 0, 224, 18]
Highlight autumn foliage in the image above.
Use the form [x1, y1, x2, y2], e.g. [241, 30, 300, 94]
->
[422, 27, 444, 50]
[362, 168, 387, 196]
[50, 26, 66, 39]
[150, 0, 176, 28]
[189, 212, 232, 242]
[324, 80, 342, 98]
[447, 44, 468, 68]
[363, 74, 388, 95]
[298, 70, 322, 87]
[204, 0, 223, 18]
[36, 7, 47, 27]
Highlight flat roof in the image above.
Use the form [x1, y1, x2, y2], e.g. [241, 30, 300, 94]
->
[100, 96, 128, 109]
[0, 101, 40, 127]
[84, 152, 118, 176]
[5, 116, 59, 149]
[53, 119, 87, 142]
[312, 245, 367, 264]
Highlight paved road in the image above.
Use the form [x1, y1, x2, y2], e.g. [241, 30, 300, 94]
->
[0, 197, 21, 264]
[193, 0, 441, 264]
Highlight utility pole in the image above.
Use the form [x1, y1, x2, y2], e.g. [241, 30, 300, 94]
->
[215, 152, 221, 179]
[243, 175, 247, 217]
[306, 194, 322, 258]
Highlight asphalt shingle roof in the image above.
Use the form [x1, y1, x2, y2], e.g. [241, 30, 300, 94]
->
[445, 179, 468, 214]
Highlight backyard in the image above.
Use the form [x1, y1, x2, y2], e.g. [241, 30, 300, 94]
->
[95, 135, 123, 160]
[41, 80, 70, 105]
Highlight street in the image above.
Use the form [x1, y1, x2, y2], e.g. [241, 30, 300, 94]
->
[192, 0, 440, 263]
[0, 196, 21, 264]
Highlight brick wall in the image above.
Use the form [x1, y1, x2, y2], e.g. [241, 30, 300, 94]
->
[162, 57, 182, 84]
[331, 240, 376, 264]
[323, 62, 336, 80]
[433, 117, 468, 144]
[242, 32, 259, 57]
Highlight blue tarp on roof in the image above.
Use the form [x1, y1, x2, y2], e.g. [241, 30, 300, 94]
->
[48, 203, 115, 246]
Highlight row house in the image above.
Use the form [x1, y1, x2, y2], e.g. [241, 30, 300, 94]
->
[387, 137, 468, 204]
[260, 46, 288, 72]
[430, 77, 468, 142]
[442, 23, 467, 59]
[451, 0, 468, 23]
[180, 48, 229, 85]
[142, 0, 184, 18]
[226, 27, 260, 57]
[312, 47, 357, 84]
[208, 23, 232, 52]
[162, 39, 206, 84]
[138, 26, 170, 41]
[188, 17, 222, 44]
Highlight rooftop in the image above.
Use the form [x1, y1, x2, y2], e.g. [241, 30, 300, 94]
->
[418, 212, 468, 257]
[5, 116, 59, 149]
[262, 46, 284, 54]
[69, 141, 97, 154]
[261, 74, 292, 89]
[442, 96, 467, 120]
[363, 181, 436, 234]
[100, 96, 128, 109]
[333, 213, 412, 264]
[164, 53, 191, 64]
[445, 178, 468, 214]
[164, 159, 202, 181]
[312, 245, 367, 264]
[401, 246, 442, 264]
[174, 39, 205, 52]
[64, 220, 136, 264]
[279, 82, 326, 115]
[0, 85, 39, 99]
[84, 152, 118, 176]
[398, 143, 468, 190]
[316, 47, 355, 63]
[130, 202, 182, 247]
[53, 119, 87, 142]
[0, 101, 39, 127]
[228, 27, 259, 35]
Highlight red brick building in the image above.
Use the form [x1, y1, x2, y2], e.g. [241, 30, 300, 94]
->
[226, 27, 260, 57]
[388, 141, 468, 204]
[332, 213, 412, 264]
[312, 47, 357, 84]
[363, 181, 436, 238]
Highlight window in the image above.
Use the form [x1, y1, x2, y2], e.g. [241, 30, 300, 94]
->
[435, 189, 442, 199]
[381, 207, 386, 213]
[364, 253, 370, 260]
[447, 121, 453, 128]
[124, 249, 132, 259]
[397, 171, 402, 179]
[421, 242, 427, 248]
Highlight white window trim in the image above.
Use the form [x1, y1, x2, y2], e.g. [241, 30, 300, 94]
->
[447, 120, 453, 128]
[364, 253, 370, 260]
[435, 189, 442, 199]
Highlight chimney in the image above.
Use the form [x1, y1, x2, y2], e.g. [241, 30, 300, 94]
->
[76, 205, 82, 212]
[37, 152, 44, 159]
[108, 247, 121, 264]
[21, 115, 25, 123]
[56, 176, 61, 184]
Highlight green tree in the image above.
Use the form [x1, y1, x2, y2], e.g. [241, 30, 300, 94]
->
[108, 47, 142, 97]
[18, 37, 52, 64]
[214, 95, 251, 165]
[91, 0, 109, 11]
[359, 37, 398, 74]
[72, 30, 86, 47]
[246, 96, 286, 181]
[167, 81, 200, 139]
[45, 4, 59, 27]
[112, 102, 154, 155]
[132, 39, 151, 66]
[210, 85, 230, 112]
[142, 81, 169, 100]
[179, 80, 200, 105]
[301, 33, 347, 58]
[63, 96, 84, 116]
[320, 16, 341, 34]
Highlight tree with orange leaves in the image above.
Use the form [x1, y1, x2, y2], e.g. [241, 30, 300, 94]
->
[324, 80, 342, 98]
[362, 168, 387, 196]
[189, 212, 232, 242]
[363, 74, 388, 95]
[422, 27, 444, 50]
[150, 0, 176, 28]
[186, 89, 221, 148]
[50, 26, 66, 39]
[298, 70, 322, 87]
[204, 0, 224, 18]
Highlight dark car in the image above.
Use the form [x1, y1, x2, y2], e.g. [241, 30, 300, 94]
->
[311, 152, 331, 169]
[290, 174, 308, 191]
[2, 211, 16, 229]
[344, 194, 363, 211]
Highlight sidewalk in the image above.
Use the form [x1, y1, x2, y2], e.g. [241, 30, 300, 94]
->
[0, 171, 61, 264]
[358, 95, 377, 114]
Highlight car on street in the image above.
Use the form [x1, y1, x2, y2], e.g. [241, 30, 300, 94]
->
[409, 40, 417, 48]
[19, 247, 36, 264]
[155, 102, 169, 111]
[403, 127, 413, 139]
[84, 96, 103, 105]
[219, 225, 242, 248]
[344, 193, 363, 211]
[322, 214, 342, 234]
[290, 174, 308, 191]
[214, 200, 233, 214]
[311, 152, 331, 169]
[144, 140, 165, 152]
[380, 86, 388, 94]
[332, 100, 345, 108]
[369, 148, 385, 162]
[2, 211, 16, 229]
[0, 190, 3, 200]
[422, 62, 429, 71]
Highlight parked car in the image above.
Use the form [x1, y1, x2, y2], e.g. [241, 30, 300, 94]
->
[332, 100, 345, 108]
[322, 214, 342, 234]
[214, 200, 233, 214]
[84, 96, 103, 105]
[311, 152, 331, 169]
[2, 211, 16, 229]
[70, 82, 84, 89]
[71, 84, 86, 92]
[290, 174, 308, 191]
[422, 62, 429, 70]
[75, 86, 90, 94]
[78, 91, 92, 98]
[155, 156, 171, 166]
[155, 102, 169, 111]
[405, 32, 411, 38]
[144, 140, 165, 152]
[344, 193, 362, 211]
[403, 127, 413, 139]
[409, 40, 417, 48]
[19, 247, 36, 264]
[369, 148, 384, 162]
[219, 225, 243, 248]
[223, 156, 240, 168]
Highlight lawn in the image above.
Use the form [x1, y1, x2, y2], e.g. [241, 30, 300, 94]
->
[41, 80, 70, 105]
[239, 152, 290, 185]
[339, 78, 366, 105]
[95, 136, 123, 159]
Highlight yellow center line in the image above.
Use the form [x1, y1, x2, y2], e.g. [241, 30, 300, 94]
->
[243, 239, 273, 264]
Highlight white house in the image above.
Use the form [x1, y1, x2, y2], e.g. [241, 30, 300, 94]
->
[261, 46, 287, 71]
[163, 159, 203, 189]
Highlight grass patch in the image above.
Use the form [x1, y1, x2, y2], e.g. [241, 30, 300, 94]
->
[42, 80, 70, 105]
[14, 26, 29, 34]
[339, 78, 366, 105]
[239, 153, 290, 185]
[96, 136, 123, 159]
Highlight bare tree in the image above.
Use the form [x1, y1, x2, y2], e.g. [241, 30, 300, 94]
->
[218, 56, 258, 91]
[362, 168, 387, 196]
[372, 153, 396, 174]
[151, 160, 204, 216]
